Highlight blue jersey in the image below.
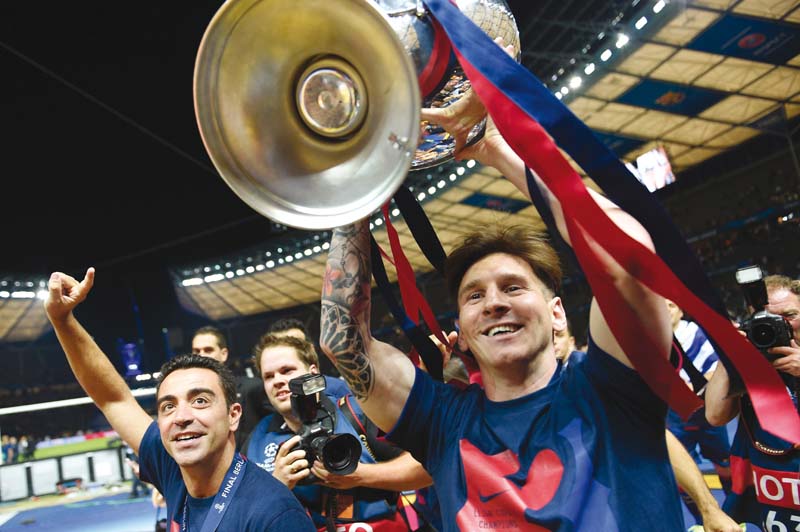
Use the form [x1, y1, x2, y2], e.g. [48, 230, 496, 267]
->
[137, 422, 314, 531]
[723, 398, 800, 530]
[388, 339, 683, 532]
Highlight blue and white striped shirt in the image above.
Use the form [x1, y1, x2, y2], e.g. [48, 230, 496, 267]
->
[675, 319, 719, 384]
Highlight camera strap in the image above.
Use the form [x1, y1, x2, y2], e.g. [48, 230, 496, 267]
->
[740, 396, 796, 456]
[671, 336, 707, 396]
[339, 395, 377, 459]
[324, 488, 338, 532]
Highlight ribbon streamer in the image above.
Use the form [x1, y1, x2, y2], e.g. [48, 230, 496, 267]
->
[380, 203, 447, 380]
[423, 0, 800, 443]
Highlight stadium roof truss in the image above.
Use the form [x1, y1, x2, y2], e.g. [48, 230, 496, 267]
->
[170, 0, 800, 322]
[565, 0, 800, 172]
[4, 0, 800, 334]
[0, 278, 49, 343]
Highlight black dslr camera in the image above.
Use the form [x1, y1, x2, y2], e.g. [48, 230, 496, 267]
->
[735, 265, 793, 359]
[288, 374, 361, 483]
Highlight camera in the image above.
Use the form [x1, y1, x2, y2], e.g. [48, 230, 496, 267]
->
[288, 374, 361, 483]
[735, 265, 793, 359]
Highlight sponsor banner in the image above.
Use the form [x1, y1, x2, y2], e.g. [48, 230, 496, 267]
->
[752, 464, 800, 510]
[689, 13, 800, 65]
[462, 192, 530, 213]
[36, 430, 117, 449]
[616, 79, 727, 116]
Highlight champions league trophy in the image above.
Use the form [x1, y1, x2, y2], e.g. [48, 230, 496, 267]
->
[193, 0, 520, 230]
[378, 0, 520, 170]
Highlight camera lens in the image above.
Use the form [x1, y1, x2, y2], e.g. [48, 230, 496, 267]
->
[750, 322, 777, 349]
[318, 434, 361, 476]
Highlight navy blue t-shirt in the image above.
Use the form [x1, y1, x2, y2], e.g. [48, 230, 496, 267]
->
[138, 422, 315, 531]
[388, 339, 683, 531]
[723, 397, 800, 530]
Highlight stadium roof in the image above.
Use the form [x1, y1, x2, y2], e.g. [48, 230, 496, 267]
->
[1, 0, 798, 340]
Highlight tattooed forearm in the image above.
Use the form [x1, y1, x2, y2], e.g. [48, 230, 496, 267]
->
[321, 223, 372, 312]
[320, 302, 373, 399]
[320, 221, 374, 400]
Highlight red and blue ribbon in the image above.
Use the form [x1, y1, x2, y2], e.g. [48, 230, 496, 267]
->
[422, 0, 800, 443]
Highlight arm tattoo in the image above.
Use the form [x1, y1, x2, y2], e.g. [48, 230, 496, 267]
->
[320, 302, 372, 399]
[320, 222, 374, 400]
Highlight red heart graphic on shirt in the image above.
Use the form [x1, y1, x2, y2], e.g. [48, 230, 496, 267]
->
[456, 439, 563, 530]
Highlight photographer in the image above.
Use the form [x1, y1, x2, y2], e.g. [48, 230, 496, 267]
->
[244, 334, 433, 532]
[706, 273, 800, 530]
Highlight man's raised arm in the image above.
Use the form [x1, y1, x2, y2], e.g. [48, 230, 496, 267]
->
[44, 268, 152, 453]
[319, 220, 416, 432]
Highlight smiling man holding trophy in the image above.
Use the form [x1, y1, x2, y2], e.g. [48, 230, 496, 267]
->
[192, 1, 793, 530]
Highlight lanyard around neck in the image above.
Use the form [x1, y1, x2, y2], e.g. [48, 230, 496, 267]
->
[181, 452, 247, 532]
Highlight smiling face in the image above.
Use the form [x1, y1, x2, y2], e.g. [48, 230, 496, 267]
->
[456, 252, 565, 373]
[156, 367, 240, 469]
[259, 345, 318, 419]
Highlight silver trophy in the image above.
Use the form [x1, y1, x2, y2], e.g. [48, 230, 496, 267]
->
[193, 0, 520, 229]
[378, 0, 520, 170]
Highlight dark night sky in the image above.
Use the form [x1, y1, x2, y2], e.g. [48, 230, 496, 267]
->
[0, 0, 549, 278]
[1, 1, 546, 276]
[1, 2, 274, 275]
[0, 2, 546, 366]
[0, 2, 298, 377]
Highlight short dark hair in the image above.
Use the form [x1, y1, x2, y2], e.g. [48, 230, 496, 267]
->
[192, 325, 228, 350]
[157, 354, 237, 407]
[252, 334, 318, 376]
[267, 317, 309, 338]
[444, 224, 563, 302]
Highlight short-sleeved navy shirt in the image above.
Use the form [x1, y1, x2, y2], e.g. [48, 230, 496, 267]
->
[388, 340, 683, 531]
[138, 422, 315, 531]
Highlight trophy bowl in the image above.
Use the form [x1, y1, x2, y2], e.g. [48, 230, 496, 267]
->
[193, 0, 520, 230]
